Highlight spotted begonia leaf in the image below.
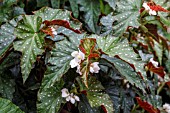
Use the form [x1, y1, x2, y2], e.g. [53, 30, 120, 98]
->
[102, 55, 145, 92]
[77, 0, 100, 33]
[0, 97, 24, 113]
[37, 80, 64, 113]
[96, 35, 147, 80]
[43, 34, 84, 88]
[0, 16, 22, 57]
[34, 7, 81, 30]
[78, 94, 100, 113]
[0, 52, 20, 100]
[100, 0, 141, 36]
[13, 15, 45, 82]
[78, 76, 114, 113]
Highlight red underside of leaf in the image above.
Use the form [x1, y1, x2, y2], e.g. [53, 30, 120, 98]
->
[81, 90, 87, 95]
[43, 20, 81, 34]
[166, 81, 170, 88]
[101, 105, 107, 113]
[146, 62, 165, 78]
[147, 3, 169, 12]
[136, 97, 160, 113]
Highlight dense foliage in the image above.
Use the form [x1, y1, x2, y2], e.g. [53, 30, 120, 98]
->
[0, 0, 170, 113]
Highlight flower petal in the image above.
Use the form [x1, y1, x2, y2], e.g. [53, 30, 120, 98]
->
[70, 59, 79, 68]
[71, 51, 79, 57]
[149, 58, 158, 67]
[61, 88, 69, 98]
[74, 95, 80, 101]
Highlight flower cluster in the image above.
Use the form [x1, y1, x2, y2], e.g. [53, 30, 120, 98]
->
[70, 49, 100, 74]
[163, 103, 170, 113]
[142, 2, 157, 15]
[61, 88, 80, 104]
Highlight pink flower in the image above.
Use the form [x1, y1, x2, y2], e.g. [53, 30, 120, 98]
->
[90, 62, 100, 73]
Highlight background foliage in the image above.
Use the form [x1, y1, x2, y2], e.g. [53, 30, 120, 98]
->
[0, 0, 170, 113]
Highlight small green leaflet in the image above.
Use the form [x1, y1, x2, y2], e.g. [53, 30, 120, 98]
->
[96, 35, 147, 80]
[101, 0, 141, 36]
[0, 16, 22, 57]
[13, 15, 45, 83]
[0, 97, 24, 113]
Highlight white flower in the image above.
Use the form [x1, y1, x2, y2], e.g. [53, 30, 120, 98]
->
[90, 62, 100, 73]
[149, 58, 158, 67]
[149, 9, 157, 15]
[61, 88, 80, 104]
[163, 103, 170, 113]
[70, 50, 85, 69]
[61, 88, 69, 98]
[51, 27, 57, 35]
[142, 2, 150, 10]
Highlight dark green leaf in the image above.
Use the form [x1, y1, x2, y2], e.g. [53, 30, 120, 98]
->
[77, 0, 100, 33]
[0, 97, 24, 113]
[104, 0, 118, 10]
[69, 0, 79, 18]
[36, 0, 49, 7]
[0, 52, 20, 100]
[13, 15, 45, 82]
[51, 0, 60, 8]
